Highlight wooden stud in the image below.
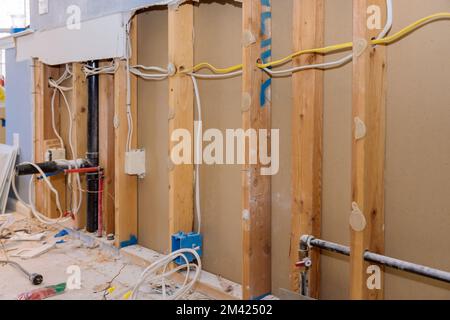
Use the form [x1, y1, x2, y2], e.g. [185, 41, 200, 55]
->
[242, 0, 272, 300]
[71, 62, 88, 229]
[350, 0, 386, 300]
[33, 60, 62, 216]
[289, 0, 324, 298]
[43, 139, 66, 219]
[114, 16, 138, 247]
[99, 61, 116, 235]
[168, 4, 194, 238]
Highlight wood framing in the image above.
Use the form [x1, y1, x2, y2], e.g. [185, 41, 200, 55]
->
[242, 0, 272, 300]
[289, 0, 325, 298]
[114, 17, 138, 247]
[71, 62, 88, 229]
[350, 0, 387, 300]
[99, 61, 116, 235]
[167, 4, 194, 238]
[33, 60, 63, 216]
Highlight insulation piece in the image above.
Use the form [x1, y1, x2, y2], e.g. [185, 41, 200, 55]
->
[354, 38, 368, 57]
[354, 117, 367, 140]
[243, 30, 256, 47]
[349, 202, 367, 232]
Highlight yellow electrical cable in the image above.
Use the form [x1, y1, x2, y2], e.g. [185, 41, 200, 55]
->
[184, 62, 243, 74]
[187, 12, 450, 74]
[259, 12, 450, 69]
[372, 12, 450, 45]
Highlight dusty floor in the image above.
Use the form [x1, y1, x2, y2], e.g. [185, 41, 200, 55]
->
[0, 213, 209, 300]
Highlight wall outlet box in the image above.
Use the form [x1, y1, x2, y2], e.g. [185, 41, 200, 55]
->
[171, 232, 203, 265]
[125, 149, 146, 177]
[38, 0, 49, 15]
[45, 148, 66, 162]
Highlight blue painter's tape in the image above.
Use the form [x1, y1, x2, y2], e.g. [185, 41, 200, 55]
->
[261, 38, 272, 49]
[260, 79, 272, 107]
[261, 50, 272, 64]
[261, 12, 272, 35]
[252, 292, 272, 301]
[261, 0, 271, 7]
[120, 235, 138, 248]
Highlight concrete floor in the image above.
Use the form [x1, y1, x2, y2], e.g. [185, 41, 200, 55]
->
[0, 213, 209, 300]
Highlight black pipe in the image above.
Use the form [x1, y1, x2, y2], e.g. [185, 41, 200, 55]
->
[16, 162, 59, 176]
[86, 60, 100, 233]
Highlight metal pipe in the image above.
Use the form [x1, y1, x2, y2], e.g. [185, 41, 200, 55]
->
[300, 235, 450, 284]
[65, 167, 101, 175]
[97, 172, 104, 238]
[86, 60, 100, 233]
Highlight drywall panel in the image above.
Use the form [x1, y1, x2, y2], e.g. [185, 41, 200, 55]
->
[137, 1, 244, 284]
[321, 0, 353, 300]
[135, 0, 450, 299]
[137, 8, 170, 255]
[16, 13, 126, 65]
[319, 0, 450, 300]
[384, 0, 450, 299]
[194, 1, 243, 284]
[30, 0, 185, 31]
[270, 0, 293, 296]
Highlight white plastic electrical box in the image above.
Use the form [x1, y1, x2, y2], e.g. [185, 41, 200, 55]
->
[45, 148, 66, 162]
[125, 149, 146, 178]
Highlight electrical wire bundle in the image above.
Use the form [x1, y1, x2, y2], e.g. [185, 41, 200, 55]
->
[187, 3, 450, 77]
[13, 64, 84, 226]
[131, 248, 202, 300]
[12, 162, 69, 226]
[82, 60, 119, 77]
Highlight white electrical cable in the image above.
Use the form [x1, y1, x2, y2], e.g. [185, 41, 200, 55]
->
[124, 17, 174, 152]
[264, 0, 393, 77]
[49, 65, 73, 149]
[12, 163, 71, 226]
[125, 20, 134, 153]
[47, 64, 83, 217]
[129, 64, 172, 80]
[189, 70, 243, 79]
[83, 60, 118, 77]
[191, 75, 202, 234]
[131, 248, 202, 300]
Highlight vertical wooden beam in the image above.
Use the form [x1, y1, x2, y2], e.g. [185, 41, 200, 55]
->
[43, 139, 66, 219]
[242, 0, 272, 300]
[72, 62, 88, 229]
[168, 4, 194, 238]
[350, 0, 386, 300]
[33, 60, 62, 216]
[289, 0, 324, 298]
[99, 61, 116, 235]
[114, 16, 138, 247]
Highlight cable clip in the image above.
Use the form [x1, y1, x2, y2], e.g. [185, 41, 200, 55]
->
[350, 202, 367, 232]
[354, 117, 367, 140]
[354, 38, 368, 57]
[167, 63, 176, 77]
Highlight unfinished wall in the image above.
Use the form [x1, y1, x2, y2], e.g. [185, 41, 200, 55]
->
[135, 0, 449, 299]
[270, 0, 293, 296]
[137, 7, 170, 255]
[319, 0, 450, 300]
[194, 1, 243, 284]
[384, 0, 450, 299]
